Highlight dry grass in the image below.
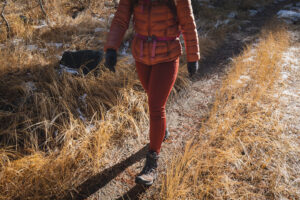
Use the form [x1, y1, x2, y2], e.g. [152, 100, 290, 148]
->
[0, 1, 191, 199]
[0, 0, 113, 73]
[161, 26, 300, 199]
[0, 0, 283, 199]
[0, 55, 189, 200]
[0, 0, 112, 41]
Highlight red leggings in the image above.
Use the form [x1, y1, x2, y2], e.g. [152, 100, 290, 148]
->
[135, 58, 179, 154]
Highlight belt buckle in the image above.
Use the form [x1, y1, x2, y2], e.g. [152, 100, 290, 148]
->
[147, 35, 156, 42]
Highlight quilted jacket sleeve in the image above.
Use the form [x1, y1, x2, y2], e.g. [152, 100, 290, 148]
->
[104, 0, 132, 51]
[176, 0, 200, 62]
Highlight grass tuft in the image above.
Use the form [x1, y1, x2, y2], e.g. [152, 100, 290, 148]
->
[161, 26, 300, 200]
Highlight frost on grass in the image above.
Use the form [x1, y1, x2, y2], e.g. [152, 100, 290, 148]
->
[27, 45, 38, 51]
[227, 11, 237, 19]
[214, 19, 231, 28]
[278, 44, 300, 134]
[249, 9, 258, 17]
[95, 27, 105, 32]
[161, 28, 300, 200]
[33, 20, 48, 29]
[277, 3, 300, 23]
[59, 64, 79, 75]
[120, 41, 130, 56]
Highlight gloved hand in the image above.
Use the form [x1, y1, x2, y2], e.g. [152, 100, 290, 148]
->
[187, 61, 199, 77]
[105, 48, 117, 72]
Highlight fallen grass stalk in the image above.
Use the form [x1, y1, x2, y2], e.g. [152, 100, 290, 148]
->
[161, 27, 300, 199]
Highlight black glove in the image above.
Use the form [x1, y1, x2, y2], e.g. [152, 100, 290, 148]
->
[105, 49, 117, 72]
[187, 61, 198, 77]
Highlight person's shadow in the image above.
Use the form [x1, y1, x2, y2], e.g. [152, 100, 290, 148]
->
[62, 144, 150, 200]
[115, 184, 150, 200]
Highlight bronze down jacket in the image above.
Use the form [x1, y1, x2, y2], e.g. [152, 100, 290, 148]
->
[104, 0, 200, 65]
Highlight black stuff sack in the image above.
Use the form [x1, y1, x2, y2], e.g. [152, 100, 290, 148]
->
[60, 50, 103, 75]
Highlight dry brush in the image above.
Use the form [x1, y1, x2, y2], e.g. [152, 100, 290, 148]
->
[161, 26, 300, 199]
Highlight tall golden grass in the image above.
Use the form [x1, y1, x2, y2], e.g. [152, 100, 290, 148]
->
[0, 0, 283, 199]
[161, 26, 300, 199]
[0, 56, 189, 200]
[0, 1, 189, 199]
[0, 0, 113, 41]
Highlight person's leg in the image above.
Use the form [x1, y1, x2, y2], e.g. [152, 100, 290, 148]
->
[135, 58, 179, 186]
[136, 60, 171, 143]
[135, 61, 152, 94]
[148, 58, 179, 154]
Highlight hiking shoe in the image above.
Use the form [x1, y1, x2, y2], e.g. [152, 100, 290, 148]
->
[163, 128, 170, 142]
[135, 151, 159, 186]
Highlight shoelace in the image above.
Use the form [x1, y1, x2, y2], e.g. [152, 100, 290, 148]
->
[140, 154, 158, 174]
[141, 166, 152, 174]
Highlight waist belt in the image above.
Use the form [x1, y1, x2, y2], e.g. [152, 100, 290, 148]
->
[136, 33, 179, 59]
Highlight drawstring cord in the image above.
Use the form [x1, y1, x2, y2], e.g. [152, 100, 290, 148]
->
[152, 40, 157, 58]
[139, 39, 156, 59]
[136, 34, 180, 59]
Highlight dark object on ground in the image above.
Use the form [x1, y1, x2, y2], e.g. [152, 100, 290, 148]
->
[60, 50, 103, 75]
[72, 7, 85, 19]
[19, 15, 33, 24]
[135, 150, 159, 186]
[187, 61, 199, 77]
[104, 48, 117, 72]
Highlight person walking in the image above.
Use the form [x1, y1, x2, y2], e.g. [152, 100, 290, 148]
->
[104, 0, 200, 186]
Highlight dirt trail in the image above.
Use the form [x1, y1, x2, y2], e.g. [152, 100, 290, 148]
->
[277, 28, 300, 154]
[62, 1, 298, 199]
